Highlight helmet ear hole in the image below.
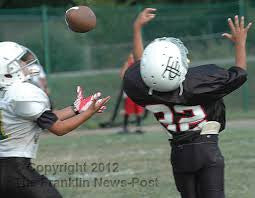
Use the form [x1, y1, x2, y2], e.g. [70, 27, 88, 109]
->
[4, 74, 12, 78]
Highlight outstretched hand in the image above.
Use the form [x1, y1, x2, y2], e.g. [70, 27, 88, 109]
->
[222, 15, 252, 45]
[74, 86, 110, 114]
[134, 8, 156, 29]
[88, 95, 111, 114]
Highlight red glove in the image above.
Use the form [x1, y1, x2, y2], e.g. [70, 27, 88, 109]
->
[73, 86, 107, 114]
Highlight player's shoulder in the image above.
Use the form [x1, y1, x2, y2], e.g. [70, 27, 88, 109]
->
[189, 64, 224, 73]
[186, 64, 229, 80]
[187, 64, 247, 80]
[124, 61, 145, 88]
[124, 60, 140, 73]
[7, 82, 50, 120]
[7, 82, 48, 102]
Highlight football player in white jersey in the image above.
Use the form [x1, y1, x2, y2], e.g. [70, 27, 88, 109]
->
[0, 41, 110, 198]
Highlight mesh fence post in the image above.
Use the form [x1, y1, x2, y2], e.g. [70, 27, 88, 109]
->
[239, 0, 249, 112]
[41, 4, 51, 74]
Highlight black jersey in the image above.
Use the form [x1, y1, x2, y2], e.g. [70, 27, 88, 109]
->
[123, 61, 247, 141]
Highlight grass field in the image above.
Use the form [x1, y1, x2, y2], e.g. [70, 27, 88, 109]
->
[33, 123, 255, 198]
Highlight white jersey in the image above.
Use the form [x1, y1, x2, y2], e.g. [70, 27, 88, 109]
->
[0, 82, 50, 158]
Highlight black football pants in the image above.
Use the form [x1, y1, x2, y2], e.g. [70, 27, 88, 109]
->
[170, 135, 225, 198]
[0, 157, 62, 198]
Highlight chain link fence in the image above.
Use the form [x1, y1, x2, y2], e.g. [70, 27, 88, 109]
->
[0, 1, 254, 114]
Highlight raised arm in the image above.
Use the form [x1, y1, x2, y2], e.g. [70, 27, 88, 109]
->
[222, 15, 252, 70]
[133, 8, 156, 61]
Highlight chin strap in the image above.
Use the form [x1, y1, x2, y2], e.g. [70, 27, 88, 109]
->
[179, 83, 184, 96]
[148, 88, 153, 95]
[178, 71, 187, 96]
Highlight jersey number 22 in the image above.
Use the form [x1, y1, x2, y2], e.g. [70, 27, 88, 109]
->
[146, 104, 207, 132]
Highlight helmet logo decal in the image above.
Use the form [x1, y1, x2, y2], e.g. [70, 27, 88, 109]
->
[162, 56, 180, 80]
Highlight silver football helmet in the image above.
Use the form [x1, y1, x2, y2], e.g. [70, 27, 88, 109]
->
[0, 41, 40, 89]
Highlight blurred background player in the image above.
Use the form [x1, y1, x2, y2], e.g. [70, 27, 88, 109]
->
[0, 41, 110, 198]
[123, 8, 252, 198]
[119, 53, 144, 134]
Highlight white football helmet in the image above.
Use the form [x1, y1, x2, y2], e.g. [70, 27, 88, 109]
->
[140, 37, 189, 95]
[0, 42, 40, 89]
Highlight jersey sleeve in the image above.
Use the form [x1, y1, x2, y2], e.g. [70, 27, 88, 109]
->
[123, 61, 149, 106]
[9, 82, 51, 120]
[36, 110, 58, 129]
[184, 64, 247, 101]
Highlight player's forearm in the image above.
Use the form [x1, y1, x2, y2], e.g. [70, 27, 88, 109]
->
[53, 107, 76, 120]
[235, 43, 247, 70]
[49, 109, 94, 136]
[133, 24, 144, 61]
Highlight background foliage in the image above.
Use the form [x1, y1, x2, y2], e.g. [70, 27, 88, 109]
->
[0, 0, 254, 124]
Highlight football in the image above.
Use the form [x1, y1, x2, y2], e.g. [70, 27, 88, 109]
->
[65, 6, 96, 33]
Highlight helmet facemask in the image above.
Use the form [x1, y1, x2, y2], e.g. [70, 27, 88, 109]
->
[19, 48, 41, 78]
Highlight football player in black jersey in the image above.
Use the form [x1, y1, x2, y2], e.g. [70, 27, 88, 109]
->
[123, 8, 252, 198]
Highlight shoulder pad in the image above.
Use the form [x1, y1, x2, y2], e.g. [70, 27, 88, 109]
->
[7, 82, 50, 120]
[8, 82, 49, 102]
